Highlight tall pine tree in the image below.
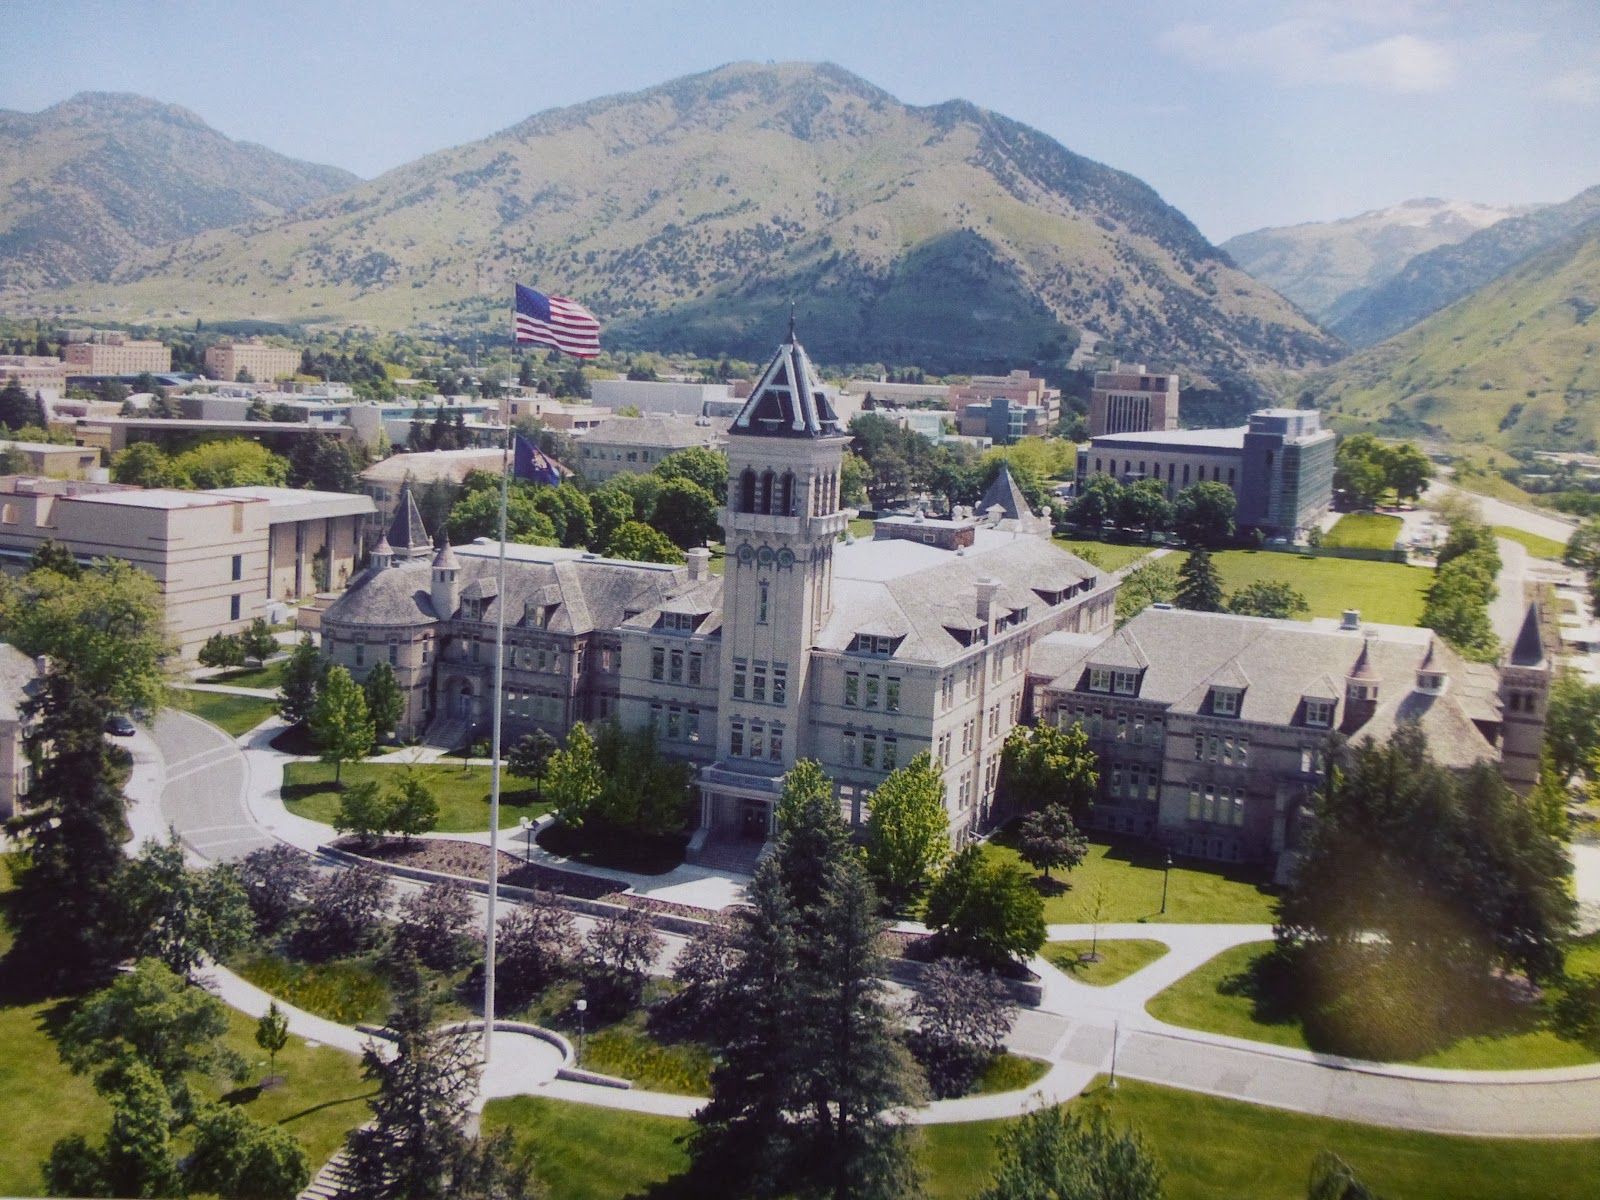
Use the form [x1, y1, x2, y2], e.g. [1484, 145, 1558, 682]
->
[1174, 547, 1225, 612]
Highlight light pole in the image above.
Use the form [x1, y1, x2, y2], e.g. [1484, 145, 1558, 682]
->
[575, 997, 588, 1065]
[1108, 1018, 1119, 1090]
[519, 816, 533, 864]
[1160, 852, 1173, 914]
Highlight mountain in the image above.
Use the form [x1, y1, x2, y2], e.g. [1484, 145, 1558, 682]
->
[1325, 185, 1600, 347]
[1221, 198, 1528, 322]
[25, 64, 1338, 376]
[1298, 222, 1600, 452]
[0, 92, 359, 293]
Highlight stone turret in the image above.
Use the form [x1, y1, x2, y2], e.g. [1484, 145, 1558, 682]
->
[430, 540, 460, 619]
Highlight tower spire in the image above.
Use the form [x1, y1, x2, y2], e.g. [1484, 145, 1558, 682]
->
[786, 301, 796, 344]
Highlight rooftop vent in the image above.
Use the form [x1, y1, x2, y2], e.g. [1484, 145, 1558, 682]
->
[1340, 609, 1361, 630]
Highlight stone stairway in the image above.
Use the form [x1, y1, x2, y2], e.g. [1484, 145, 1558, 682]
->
[298, 1144, 358, 1200]
[686, 831, 766, 876]
[422, 715, 468, 751]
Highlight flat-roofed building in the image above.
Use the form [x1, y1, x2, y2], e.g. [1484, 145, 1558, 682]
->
[1089, 363, 1179, 437]
[575, 415, 728, 482]
[0, 478, 371, 656]
[63, 337, 171, 375]
[590, 379, 735, 418]
[205, 342, 301, 383]
[1076, 408, 1335, 536]
[0, 440, 100, 480]
[0, 355, 69, 393]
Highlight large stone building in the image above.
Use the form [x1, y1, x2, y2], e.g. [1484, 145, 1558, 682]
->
[1088, 363, 1179, 437]
[574, 414, 729, 483]
[0, 644, 43, 820]
[1076, 408, 1335, 536]
[1032, 604, 1549, 878]
[322, 334, 1116, 855]
[204, 341, 302, 383]
[0, 477, 371, 656]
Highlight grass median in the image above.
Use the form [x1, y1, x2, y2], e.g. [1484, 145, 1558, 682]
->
[281, 760, 550, 832]
[166, 688, 281, 736]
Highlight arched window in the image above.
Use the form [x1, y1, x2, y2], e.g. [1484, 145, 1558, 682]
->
[740, 468, 757, 514]
[759, 470, 775, 515]
[778, 471, 795, 516]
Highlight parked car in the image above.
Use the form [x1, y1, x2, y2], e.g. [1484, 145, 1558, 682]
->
[104, 715, 136, 737]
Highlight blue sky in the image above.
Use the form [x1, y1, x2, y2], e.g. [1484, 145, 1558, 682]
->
[4, 0, 1597, 241]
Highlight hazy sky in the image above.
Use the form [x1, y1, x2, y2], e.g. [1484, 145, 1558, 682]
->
[4, 0, 1597, 241]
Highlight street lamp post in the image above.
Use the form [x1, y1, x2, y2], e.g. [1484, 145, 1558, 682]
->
[575, 997, 588, 1065]
[1160, 852, 1172, 914]
[519, 816, 533, 864]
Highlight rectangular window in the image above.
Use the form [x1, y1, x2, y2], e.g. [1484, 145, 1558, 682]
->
[752, 664, 767, 703]
[1223, 738, 1233, 767]
[1300, 746, 1314, 774]
[1089, 668, 1113, 692]
[231, 554, 242, 581]
[1013, 644, 1024, 672]
[688, 653, 702, 686]
[1116, 715, 1128, 742]
[669, 649, 683, 684]
[730, 722, 744, 756]
[992, 655, 1004, 683]
[769, 726, 784, 761]
[651, 647, 665, 682]
[844, 672, 859, 707]
[733, 663, 747, 700]
[422, 638, 432, 664]
[882, 737, 897, 772]
[772, 665, 787, 705]
[230, 594, 241, 621]
[989, 705, 1001, 736]
[1213, 689, 1239, 716]
[966, 663, 979, 697]
[667, 708, 682, 740]
[1194, 734, 1205, 761]
[885, 678, 900, 712]
[650, 703, 663, 737]
[389, 642, 398, 665]
[1305, 699, 1333, 727]
[861, 735, 877, 770]
[962, 720, 974, 754]
[1237, 739, 1249, 767]
[1133, 716, 1144, 745]
[757, 580, 769, 624]
[1232, 793, 1246, 827]
[1188, 784, 1201, 820]
[1208, 736, 1220, 762]
[687, 709, 701, 742]
[865, 675, 880, 709]
[1111, 766, 1124, 798]
[749, 725, 764, 760]
[1113, 671, 1137, 695]
[941, 674, 954, 709]
[843, 732, 857, 766]
[1202, 787, 1216, 823]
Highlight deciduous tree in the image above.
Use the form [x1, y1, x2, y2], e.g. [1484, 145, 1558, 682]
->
[1174, 481, 1237, 547]
[999, 722, 1099, 822]
[494, 893, 579, 1006]
[199, 632, 247, 669]
[607, 519, 686, 564]
[237, 845, 313, 935]
[907, 958, 1016, 1098]
[924, 845, 1046, 970]
[362, 660, 405, 743]
[114, 834, 253, 977]
[393, 880, 477, 972]
[864, 751, 951, 906]
[277, 634, 324, 726]
[979, 1106, 1165, 1200]
[1016, 804, 1088, 881]
[1227, 579, 1310, 619]
[544, 721, 603, 828]
[242, 617, 279, 666]
[310, 665, 375, 783]
[186, 1102, 310, 1200]
[256, 1001, 290, 1080]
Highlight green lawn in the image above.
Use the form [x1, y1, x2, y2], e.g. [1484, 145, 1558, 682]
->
[281, 761, 549, 832]
[1044, 939, 1169, 985]
[484, 1082, 1600, 1200]
[1320, 513, 1403, 550]
[232, 951, 392, 1026]
[577, 1009, 714, 1096]
[1053, 536, 1156, 571]
[974, 1053, 1050, 1095]
[167, 688, 281, 736]
[201, 659, 287, 690]
[1145, 940, 1600, 1070]
[1494, 525, 1568, 560]
[981, 835, 1278, 925]
[1164, 549, 1432, 626]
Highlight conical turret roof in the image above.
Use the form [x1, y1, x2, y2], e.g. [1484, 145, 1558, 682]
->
[432, 539, 460, 571]
[979, 463, 1034, 522]
[386, 483, 433, 560]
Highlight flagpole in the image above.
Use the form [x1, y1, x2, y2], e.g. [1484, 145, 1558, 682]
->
[483, 348, 513, 1068]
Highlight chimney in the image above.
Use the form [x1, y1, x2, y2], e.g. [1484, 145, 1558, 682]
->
[686, 546, 710, 582]
[975, 577, 1003, 629]
[1340, 609, 1361, 631]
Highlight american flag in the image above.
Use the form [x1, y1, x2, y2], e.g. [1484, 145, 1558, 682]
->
[514, 283, 601, 358]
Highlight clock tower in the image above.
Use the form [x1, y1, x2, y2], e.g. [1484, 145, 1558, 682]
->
[707, 327, 850, 834]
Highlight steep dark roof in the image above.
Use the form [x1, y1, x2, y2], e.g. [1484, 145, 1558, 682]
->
[979, 463, 1032, 521]
[386, 483, 432, 560]
[1509, 602, 1546, 667]
[730, 331, 843, 439]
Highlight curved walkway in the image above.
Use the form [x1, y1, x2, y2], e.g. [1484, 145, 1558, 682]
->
[131, 707, 1600, 1137]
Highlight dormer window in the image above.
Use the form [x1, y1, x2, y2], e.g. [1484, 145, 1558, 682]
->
[1089, 668, 1113, 693]
[1113, 670, 1138, 696]
[1211, 687, 1241, 717]
[1347, 682, 1377, 702]
[1305, 699, 1334, 727]
[659, 612, 701, 633]
[851, 633, 899, 657]
[1417, 672, 1444, 694]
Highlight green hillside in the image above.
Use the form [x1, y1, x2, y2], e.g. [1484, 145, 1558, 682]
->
[0, 92, 358, 293]
[19, 63, 1338, 375]
[1299, 223, 1600, 453]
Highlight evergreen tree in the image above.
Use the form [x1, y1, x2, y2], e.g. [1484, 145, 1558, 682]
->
[334, 780, 391, 846]
[44, 1060, 184, 1200]
[387, 774, 439, 840]
[276, 635, 323, 725]
[9, 675, 132, 985]
[362, 660, 405, 743]
[28, 538, 81, 579]
[309, 665, 374, 783]
[507, 729, 559, 799]
[185, 1103, 310, 1200]
[1174, 547, 1225, 612]
[773, 759, 855, 913]
[242, 616, 279, 665]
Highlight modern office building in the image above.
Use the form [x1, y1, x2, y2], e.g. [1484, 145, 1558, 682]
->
[1076, 408, 1335, 536]
[1088, 363, 1180, 437]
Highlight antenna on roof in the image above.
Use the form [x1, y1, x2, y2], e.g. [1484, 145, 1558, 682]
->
[786, 302, 796, 343]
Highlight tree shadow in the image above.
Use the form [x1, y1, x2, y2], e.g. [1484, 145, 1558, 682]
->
[1030, 875, 1070, 898]
[270, 1091, 378, 1126]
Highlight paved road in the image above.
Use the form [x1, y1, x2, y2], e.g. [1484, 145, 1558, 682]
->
[1433, 480, 1578, 544]
[152, 708, 275, 861]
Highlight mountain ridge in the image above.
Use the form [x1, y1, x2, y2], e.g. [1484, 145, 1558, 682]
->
[17, 63, 1338, 376]
[0, 90, 360, 293]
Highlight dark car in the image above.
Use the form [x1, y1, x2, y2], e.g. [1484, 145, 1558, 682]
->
[104, 715, 137, 737]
